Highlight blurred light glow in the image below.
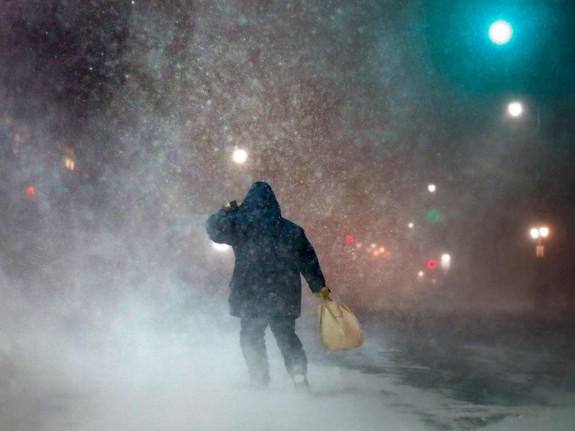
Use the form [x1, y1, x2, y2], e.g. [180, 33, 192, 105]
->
[508, 101, 523, 118]
[212, 242, 231, 252]
[418, 271, 424, 278]
[530, 226, 550, 239]
[64, 156, 75, 171]
[408, 222, 414, 229]
[489, 20, 513, 45]
[232, 148, 248, 164]
[26, 185, 36, 198]
[428, 184, 436, 193]
[426, 208, 443, 224]
[441, 253, 451, 270]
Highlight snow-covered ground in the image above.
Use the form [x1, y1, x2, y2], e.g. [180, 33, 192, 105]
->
[1, 290, 574, 431]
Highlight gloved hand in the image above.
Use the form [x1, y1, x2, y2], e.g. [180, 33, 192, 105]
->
[315, 286, 331, 300]
[225, 200, 241, 211]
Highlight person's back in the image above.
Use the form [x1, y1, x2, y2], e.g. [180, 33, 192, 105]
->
[206, 182, 330, 389]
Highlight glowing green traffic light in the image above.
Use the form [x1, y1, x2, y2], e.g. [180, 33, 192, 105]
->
[426, 208, 443, 224]
[489, 20, 513, 45]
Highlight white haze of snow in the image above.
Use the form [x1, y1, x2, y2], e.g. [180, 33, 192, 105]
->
[1, 274, 574, 431]
[0, 279, 425, 431]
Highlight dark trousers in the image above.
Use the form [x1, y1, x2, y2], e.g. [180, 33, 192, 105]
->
[240, 316, 307, 386]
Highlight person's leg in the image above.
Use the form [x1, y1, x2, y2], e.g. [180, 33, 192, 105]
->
[240, 316, 270, 388]
[269, 317, 308, 384]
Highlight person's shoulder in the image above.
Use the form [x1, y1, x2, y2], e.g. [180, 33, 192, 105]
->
[280, 218, 304, 235]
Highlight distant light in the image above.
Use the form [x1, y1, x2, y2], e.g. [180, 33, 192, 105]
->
[489, 20, 513, 45]
[508, 101, 523, 118]
[427, 260, 436, 269]
[426, 208, 443, 224]
[346, 235, 355, 244]
[428, 184, 436, 193]
[64, 156, 75, 171]
[530, 226, 549, 240]
[441, 254, 451, 270]
[212, 242, 231, 252]
[232, 148, 248, 164]
[379, 247, 385, 253]
[26, 185, 36, 199]
[418, 271, 424, 278]
[408, 222, 414, 229]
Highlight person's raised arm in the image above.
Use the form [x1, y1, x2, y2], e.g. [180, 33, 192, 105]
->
[205, 200, 240, 245]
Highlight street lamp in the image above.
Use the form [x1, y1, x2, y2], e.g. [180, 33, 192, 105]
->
[232, 148, 248, 164]
[530, 225, 549, 258]
[507, 101, 524, 118]
[489, 20, 513, 45]
[441, 253, 451, 271]
[529, 225, 549, 310]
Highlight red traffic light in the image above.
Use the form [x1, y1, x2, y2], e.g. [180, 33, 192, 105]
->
[427, 260, 436, 269]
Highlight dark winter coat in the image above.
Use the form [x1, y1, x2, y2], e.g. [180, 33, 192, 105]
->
[205, 182, 326, 318]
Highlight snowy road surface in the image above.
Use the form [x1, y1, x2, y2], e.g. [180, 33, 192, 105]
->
[1, 301, 575, 431]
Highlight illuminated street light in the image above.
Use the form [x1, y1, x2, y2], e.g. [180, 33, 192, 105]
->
[507, 101, 524, 118]
[529, 225, 550, 308]
[530, 226, 549, 240]
[64, 156, 75, 171]
[441, 253, 451, 270]
[428, 184, 436, 193]
[489, 20, 513, 45]
[529, 225, 549, 258]
[232, 148, 248, 164]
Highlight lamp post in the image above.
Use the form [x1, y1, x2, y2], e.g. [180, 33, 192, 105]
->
[530, 225, 550, 309]
[507, 101, 549, 310]
[530, 225, 549, 257]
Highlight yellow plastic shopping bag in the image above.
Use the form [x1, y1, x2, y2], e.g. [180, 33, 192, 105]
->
[318, 299, 364, 352]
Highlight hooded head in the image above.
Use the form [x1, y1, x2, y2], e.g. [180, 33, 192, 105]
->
[241, 182, 281, 217]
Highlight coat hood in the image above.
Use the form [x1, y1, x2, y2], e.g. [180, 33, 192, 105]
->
[241, 182, 281, 217]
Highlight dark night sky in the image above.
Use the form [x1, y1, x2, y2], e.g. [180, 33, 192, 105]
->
[1, 0, 575, 311]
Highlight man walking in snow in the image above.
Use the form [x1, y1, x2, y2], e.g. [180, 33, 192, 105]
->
[206, 182, 330, 390]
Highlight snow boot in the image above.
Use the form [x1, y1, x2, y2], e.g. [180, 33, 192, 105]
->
[291, 367, 310, 392]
